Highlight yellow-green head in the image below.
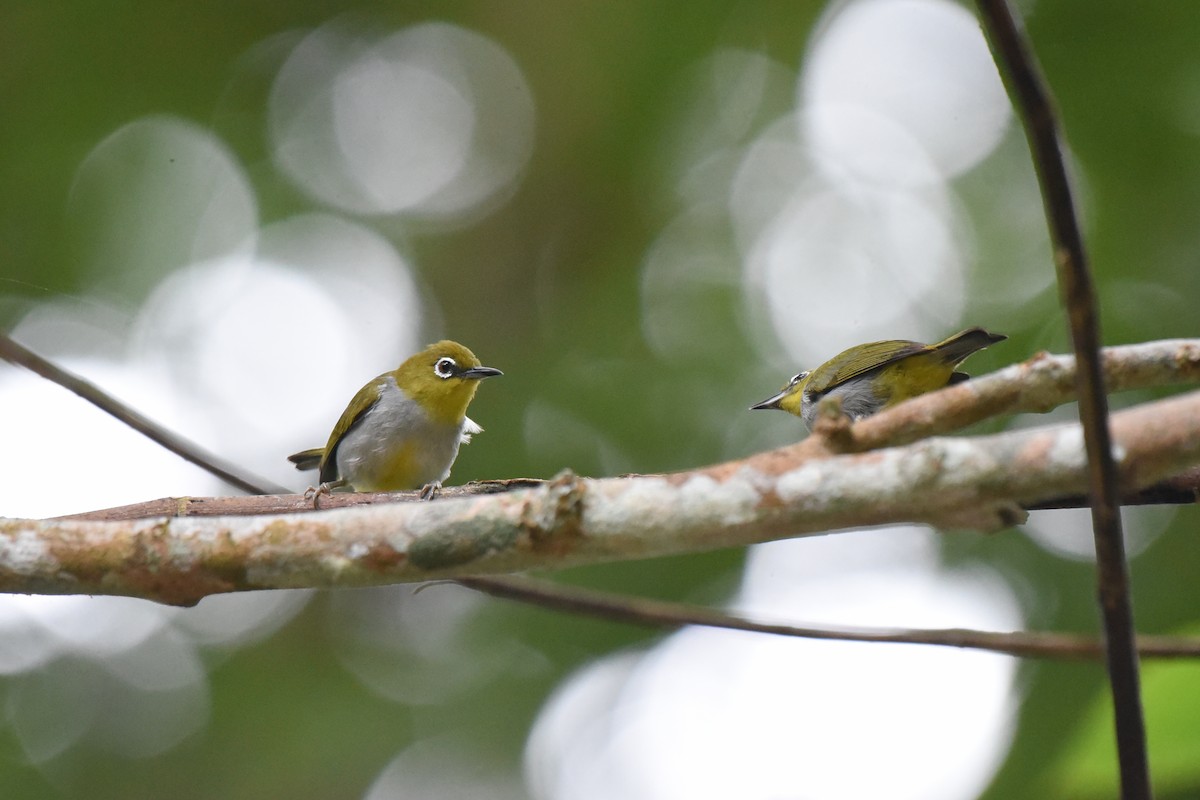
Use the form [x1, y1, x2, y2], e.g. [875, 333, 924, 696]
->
[751, 327, 1005, 428]
[392, 340, 503, 425]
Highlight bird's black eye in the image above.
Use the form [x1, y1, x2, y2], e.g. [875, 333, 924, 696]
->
[790, 371, 809, 386]
[434, 357, 457, 378]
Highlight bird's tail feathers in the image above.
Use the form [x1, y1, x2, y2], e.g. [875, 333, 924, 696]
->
[287, 448, 324, 471]
[935, 327, 1006, 364]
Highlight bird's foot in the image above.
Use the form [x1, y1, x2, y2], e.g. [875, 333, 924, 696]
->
[303, 484, 328, 509]
[303, 480, 345, 508]
[419, 481, 443, 501]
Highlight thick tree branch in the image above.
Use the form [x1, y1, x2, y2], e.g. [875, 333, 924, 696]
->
[48, 469, 1200, 664]
[4, 387, 1200, 606]
[51, 467, 1200, 523]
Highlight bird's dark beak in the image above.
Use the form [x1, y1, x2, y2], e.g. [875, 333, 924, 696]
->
[460, 365, 503, 380]
[749, 391, 785, 411]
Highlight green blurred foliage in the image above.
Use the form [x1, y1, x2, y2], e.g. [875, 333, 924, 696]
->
[3, 1, 1200, 798]
[1034, 629, 1200, 798]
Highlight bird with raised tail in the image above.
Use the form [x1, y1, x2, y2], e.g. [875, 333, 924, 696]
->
[751, 327, 1006, 429]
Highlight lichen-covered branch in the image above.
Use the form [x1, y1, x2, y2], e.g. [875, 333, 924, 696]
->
[4, 387, 1200, 606]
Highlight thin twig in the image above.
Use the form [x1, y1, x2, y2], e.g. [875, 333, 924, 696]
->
[456, 576, 1200, 660]
[51, 479, 547, 521]
[0, 334, 292, 496]
[976, 1, 1150, 796]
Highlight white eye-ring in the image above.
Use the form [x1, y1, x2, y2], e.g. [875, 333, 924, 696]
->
[789, 371, 810, 386]
[434, 357, 457, 379]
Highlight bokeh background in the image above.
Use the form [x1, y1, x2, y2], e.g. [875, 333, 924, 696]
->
[2, 1, 1199, 797]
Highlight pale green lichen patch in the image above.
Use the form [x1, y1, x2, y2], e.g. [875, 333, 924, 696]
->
[408, 516, 518, 571]
[256, 518, 304, 546]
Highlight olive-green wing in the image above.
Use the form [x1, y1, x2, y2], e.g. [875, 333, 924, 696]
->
[319, 380, 383, 484]
[808, 339, 927, 393]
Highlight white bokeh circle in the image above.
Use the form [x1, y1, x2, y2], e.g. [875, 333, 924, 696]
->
[526, 527, 1021, 800]
[269, 21, 535, 221]
[68, 115, 257, 293]
[802, 0, 1011, 184]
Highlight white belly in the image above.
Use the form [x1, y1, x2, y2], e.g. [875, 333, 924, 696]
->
[801, 378, 887, 427]
[334, 378, 471, 491]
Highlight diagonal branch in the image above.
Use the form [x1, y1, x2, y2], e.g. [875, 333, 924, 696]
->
[4, 387, 1200, 606]
[976, 1, 1149, 796]
[0, 334, 291, 495]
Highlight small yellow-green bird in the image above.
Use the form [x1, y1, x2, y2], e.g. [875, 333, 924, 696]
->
[288, 340, 501, 498]
[751, 327, 1005, 429]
